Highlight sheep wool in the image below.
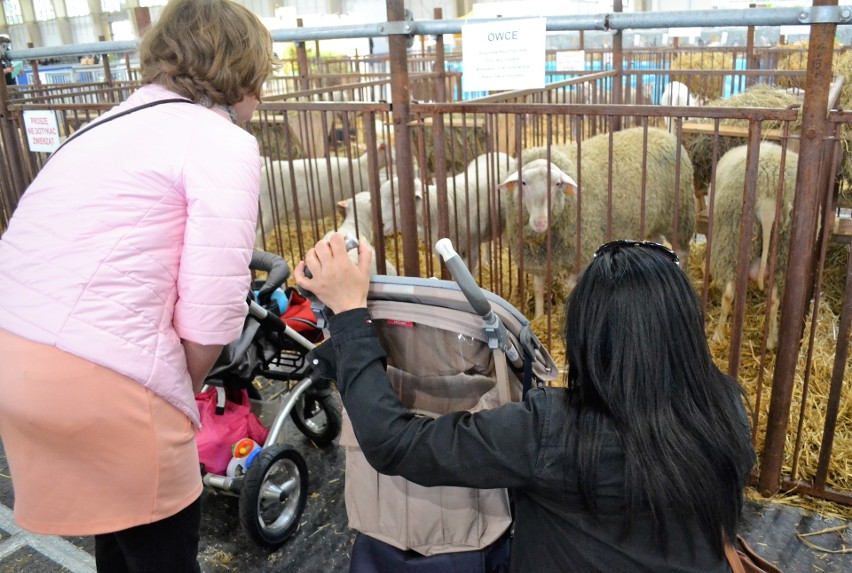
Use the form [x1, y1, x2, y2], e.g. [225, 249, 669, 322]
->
[380, 152, 517, 270]
[257, 142, 389, 243]
[708, 142, 798, 350]
[501, 127, 695, 318]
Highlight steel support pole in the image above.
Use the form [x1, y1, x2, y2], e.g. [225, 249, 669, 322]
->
[758, 0, 838, 496]
[612, 0, 623, 132]
[387, 0, 419, 276]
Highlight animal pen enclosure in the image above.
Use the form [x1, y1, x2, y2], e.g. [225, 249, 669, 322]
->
[1, 2, 851, 514]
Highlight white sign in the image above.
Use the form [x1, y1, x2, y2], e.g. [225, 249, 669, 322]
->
[555, 50, 585, 71]
[780, 25, 810, 37]
[462, 17, 546, 92]
[22, 110, 60, 153]
[668, 27, 702, 38]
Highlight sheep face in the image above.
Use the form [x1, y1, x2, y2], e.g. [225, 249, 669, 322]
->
[499, 159, 578, 234]
[336, 191, 374, 243]
[378, 177, 423, 236]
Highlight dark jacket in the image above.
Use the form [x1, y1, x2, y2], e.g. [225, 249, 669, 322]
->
[1, 50, 14, 86]
[328, 307, 737, 573]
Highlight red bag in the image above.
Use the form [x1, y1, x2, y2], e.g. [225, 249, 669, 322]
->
[195, 387, 269, 475]
[281, 287, 323, 342]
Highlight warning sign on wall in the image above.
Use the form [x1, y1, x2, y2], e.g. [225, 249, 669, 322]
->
[22, 110, 61, 153]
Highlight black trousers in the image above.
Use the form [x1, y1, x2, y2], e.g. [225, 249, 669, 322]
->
[94, 496, 201, 573]
[349, 531, 511, 573]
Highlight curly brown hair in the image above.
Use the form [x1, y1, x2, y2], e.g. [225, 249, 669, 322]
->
[139, 0, 276, 106]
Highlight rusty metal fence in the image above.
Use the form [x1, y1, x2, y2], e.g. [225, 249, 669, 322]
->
[0, 3, 850, 508]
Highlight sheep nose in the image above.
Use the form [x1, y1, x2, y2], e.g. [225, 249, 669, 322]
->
[529, 219, 549, 233]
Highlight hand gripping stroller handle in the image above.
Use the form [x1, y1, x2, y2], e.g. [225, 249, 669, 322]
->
[435, 239, 492, 318]
[300, 234, 360, 303]
[296, 234, 359, 329]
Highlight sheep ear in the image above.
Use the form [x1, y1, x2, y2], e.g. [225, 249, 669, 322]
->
[498, 172, 520, 193]
[558, 175, 578, 197]
[336, 198, 350, 216]
[498, 180, 518, 193]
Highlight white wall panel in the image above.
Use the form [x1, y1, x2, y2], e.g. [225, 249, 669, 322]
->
[70, 15, 97, 44]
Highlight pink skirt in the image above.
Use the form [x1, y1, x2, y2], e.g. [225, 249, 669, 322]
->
[0, 329, 202, 536]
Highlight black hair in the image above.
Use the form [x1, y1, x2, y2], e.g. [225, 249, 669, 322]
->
[564, 242, 755, 555]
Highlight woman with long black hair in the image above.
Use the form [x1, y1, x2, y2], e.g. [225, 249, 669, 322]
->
[296, 234, 756, 572]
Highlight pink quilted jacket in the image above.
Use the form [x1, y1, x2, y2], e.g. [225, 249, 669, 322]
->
[0, 84, 260, 427]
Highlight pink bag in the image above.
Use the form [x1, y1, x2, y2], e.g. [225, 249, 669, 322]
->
[195, 387, 269, 475]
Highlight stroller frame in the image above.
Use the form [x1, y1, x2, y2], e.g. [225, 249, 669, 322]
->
[334, 239, 558, 560]
[199, 251, 341, 549]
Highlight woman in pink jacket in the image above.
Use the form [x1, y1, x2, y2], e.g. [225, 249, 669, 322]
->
[0, 1, 276, 570]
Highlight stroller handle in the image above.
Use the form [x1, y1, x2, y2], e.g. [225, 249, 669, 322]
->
[435, 238, 492, 319]
[436, 238, 520, 364]
[250, 250, 290, 297]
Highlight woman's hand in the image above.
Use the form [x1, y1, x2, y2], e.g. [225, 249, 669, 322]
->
[294, 233, 372, 314]
[182, 340, 224, 394]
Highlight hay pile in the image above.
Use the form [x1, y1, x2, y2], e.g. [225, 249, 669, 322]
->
[683, 84, 802, 192]
[775, 41, 810, 90]
[669, 51, 734, 101]
[829, 50, 852, 207]
[689, 240, 852, 518]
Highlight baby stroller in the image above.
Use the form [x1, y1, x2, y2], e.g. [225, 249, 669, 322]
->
[198, 250, 342, 549]
[313, 239, 559, 571]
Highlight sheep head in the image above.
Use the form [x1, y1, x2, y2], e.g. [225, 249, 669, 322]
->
[499, 159, 578, 234]
[378, 176, 422, 236]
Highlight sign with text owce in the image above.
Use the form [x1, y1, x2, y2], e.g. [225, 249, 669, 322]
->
[462, 17, 546, 92]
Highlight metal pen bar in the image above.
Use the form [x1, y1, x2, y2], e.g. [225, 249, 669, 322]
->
[8, 7, 852, 61]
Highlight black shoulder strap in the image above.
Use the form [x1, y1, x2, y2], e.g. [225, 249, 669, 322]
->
[44, 97, 192, 165]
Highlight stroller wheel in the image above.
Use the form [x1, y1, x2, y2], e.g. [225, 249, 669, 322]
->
[290, 394, 342, 447]
[239, 444, 308, 548]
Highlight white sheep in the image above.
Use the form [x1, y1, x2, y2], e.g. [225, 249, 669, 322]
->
[659, 81, 705, 131]
[380, 151, 517, 270]
[256, 142, 389, 243]
[499, 159, 580, 318]
[519, 144, 577, 176]
[501, 127, 695, 318]
[709, 142, 798, 350]
[323, 191, 398, 276]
